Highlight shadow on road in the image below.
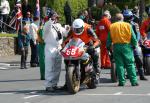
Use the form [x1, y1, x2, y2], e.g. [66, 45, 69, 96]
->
[0, 89, 74, 96]
[100, 78, 113, 83]
[0, 79, 40, 83]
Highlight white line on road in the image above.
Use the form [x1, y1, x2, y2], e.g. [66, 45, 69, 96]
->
[0, 67, 8, 70]
[0, 63, 10, 66]
[23, 95, 40, 99]
[114, 92, 122, 95]
[79, 93, 150, 96]
[0, 93, 14, 95]
[29, 91, 37, 94]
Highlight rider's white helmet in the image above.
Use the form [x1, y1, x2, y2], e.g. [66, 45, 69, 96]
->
[72, 19, 84, 35]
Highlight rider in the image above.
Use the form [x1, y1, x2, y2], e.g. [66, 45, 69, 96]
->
[61, 18, 101, 89]
[123, 10, 147, 80]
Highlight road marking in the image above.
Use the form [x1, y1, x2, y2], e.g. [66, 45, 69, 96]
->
[0, 67, 8, 70]
[0, 93, 14, 95]
[79, 93, 150, 96]
[0, 63, 10, 66]
[29, 91, 37, 94]
[23, 95, 40, 99]
[114, 92, 122, 95]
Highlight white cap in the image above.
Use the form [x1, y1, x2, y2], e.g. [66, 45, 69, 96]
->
[103, 10, 111, 19]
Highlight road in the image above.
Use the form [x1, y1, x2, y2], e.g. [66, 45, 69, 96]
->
[0, 64, 150, 103]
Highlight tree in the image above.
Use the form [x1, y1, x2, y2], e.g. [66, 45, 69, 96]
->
[139, 0, 145, 24]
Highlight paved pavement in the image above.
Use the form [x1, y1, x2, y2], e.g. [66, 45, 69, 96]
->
[0, 55, 30, 69]
[0, 66, 149, 103]
[0, 55, 150, 103]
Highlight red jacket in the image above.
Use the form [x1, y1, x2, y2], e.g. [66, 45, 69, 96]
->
[140, 18, 150, 37]
[96, 17, 111, 42]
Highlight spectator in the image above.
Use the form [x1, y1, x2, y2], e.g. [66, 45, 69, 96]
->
[140, 6, 150, 39]
[18, 23, 31, 69]
[37, 21, 45, 80]
[123, 10, 147, 80]
[29, 17, 39, 67]
[96, 10, 111, 69]
[64, 1, 72, 26]
[78, 10, 85, 20]
[22, 11, 33, 25]
[43, 10, 70, 92]
[131, 6, 140, 24]
[83, 10, 90, 23]
[15, 3, 22, 33]
[78, 10, 90, 23]
[22, 0, 32, 18]
[107, 13, 139, 86]
[132, 6, 139, 17]
[0, 0, 10, 33]
[122, 5, 129, 13]
[42, 1, 48, 17]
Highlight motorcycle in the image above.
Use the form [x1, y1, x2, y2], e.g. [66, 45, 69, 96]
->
[141, 35, 150, 75]
[108, 51, 117, 83]
[61, 38, 97, 94]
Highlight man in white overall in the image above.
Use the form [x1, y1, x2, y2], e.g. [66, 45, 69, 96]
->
[43, 10, 69, 92]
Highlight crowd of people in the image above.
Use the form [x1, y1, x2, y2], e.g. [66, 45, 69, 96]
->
[0, 0, 10, 33]
[1, 0, 150, 92]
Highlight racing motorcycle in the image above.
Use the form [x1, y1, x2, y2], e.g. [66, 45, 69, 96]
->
[61, 38, 97, 94]
[108, 51, 117, 82]
[141, 35, 150, 75]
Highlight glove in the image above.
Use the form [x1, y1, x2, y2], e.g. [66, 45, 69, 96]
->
[87, 45, 95, 54]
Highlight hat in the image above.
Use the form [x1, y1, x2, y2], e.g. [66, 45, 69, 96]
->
[103, 10, 111, 19]
[16, 3, 21, 8]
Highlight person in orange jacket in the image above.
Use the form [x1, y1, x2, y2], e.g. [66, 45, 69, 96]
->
[140, 6, 150, 39]
[62, 19, 100, 74]
[96, 10, 111, 69]
[61, 18, 101, 90]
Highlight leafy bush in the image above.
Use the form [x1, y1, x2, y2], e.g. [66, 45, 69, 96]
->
[49, 0, 88, 23]
[91, 4, 121, 21]
[0, 33, 17, 37]
[8, 0, 88, 24]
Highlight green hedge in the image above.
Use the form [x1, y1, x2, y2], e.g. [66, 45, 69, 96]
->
[0, 33, 17, 37]
[91, 4, 121, 21]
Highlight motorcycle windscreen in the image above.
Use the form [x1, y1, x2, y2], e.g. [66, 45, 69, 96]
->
[61, 38, 85, 58]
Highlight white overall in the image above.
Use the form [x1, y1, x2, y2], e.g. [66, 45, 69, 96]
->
[43, 19, 68, 87]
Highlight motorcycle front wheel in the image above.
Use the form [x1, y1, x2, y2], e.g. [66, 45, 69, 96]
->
[66, 65, 80, 94]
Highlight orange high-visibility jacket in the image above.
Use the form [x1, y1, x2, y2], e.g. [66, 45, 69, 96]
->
[96, 17, 111, 42]
[72, 23, 92, 44]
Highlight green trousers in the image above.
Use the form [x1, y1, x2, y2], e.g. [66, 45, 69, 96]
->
[39, 43, 45, 79]
[113, 44, 137, 85]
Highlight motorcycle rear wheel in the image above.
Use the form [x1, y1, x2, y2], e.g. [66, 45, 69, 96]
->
[86, 73, 97, 89]
[66, 65, 80, 94]
[111, 62, 117, 82]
